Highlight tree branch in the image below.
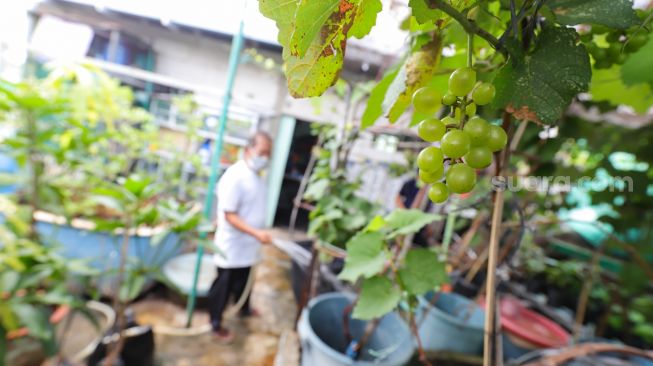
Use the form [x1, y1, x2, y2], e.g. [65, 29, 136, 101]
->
[431, 0, 505, 55]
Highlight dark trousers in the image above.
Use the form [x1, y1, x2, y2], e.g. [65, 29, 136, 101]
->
[208, 266, 252, 331]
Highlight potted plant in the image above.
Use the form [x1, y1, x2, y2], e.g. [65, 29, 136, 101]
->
[0, 196, 112, 366]
[0, 66, 208, 296]
[298, 208, 447, 365]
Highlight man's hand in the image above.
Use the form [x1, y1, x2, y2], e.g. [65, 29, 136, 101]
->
[255, 230, 273, 245]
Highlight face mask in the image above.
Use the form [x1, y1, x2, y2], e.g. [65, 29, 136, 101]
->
[247, 155, 269, 172]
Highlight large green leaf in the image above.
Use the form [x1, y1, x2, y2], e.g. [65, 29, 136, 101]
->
[360, 65, 400, 129]
[492, 26, 591, 124]
[621, 37, 653, 87]
[384, 209, 442, 238]
[548, 0, 639, 29]
[338, 231, 388, 282]
[290, 0, 340, 57]
[260, 0, 381, 97]
[349, 0, 383, 39]
[352, 276, 401, 320]
[591, 66, 653, 113]
[398, 248, 447, 295]
[11, 304, 52, 340]
[383, 34, 442, 122]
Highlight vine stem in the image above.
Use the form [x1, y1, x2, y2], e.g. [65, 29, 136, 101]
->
[431, 0, 505, 54]
[410, 312, 433, 366]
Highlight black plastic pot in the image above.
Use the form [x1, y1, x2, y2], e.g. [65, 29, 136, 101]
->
[87, 313, 154, 366]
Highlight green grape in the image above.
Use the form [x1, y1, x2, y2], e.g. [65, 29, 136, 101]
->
[486, 125, 508, 152]
[471, 82, 496, 105]
[615, 52, 628, 65]
[465, 103, 476, 116]
[420, 167, 443, 183]
[428, 182, 449, 203]
[464, 146, 493, 169]
[588, 44, 607, 60]
[625, 33, 649, 52]
[446, 163, 476, 194]
[442, 93, 457, 106]
[412, 87, 441, 114]
[606, 32, 621, 43]
[593, 59, 612, 69]
[441, 129, 470, 158]
[417, 146, 444, 172]
[448, 67, 476, 97]
[442, 115, 459, 126]
[418, 118, 446, 142]
[606, 43, 622, 61]
[463, 116, 490, 146]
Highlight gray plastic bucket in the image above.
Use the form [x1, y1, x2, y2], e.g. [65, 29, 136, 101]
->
[417, 292, 485, 355]
[297, 292, 415, 366]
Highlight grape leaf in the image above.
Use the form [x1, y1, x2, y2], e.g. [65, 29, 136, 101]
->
[260, 0, 382, 98]
[547, 0, 639, 29]
[409, 0, 441, 25]
[258, 0, 297, 46]
[352, 276, 401, 320]
[338, 231, 388, 282]
[492, 25, 591, 124]
[383, 34, 443, 122]
[384, 209, 442, 238]
[290, 1, 340, 58]
[398, 248, 447, 295]
[349, 0, 383, 39]
[591, 66, 653, 114]
[621, 38, 653, 87]
[361, 65, 400, 129]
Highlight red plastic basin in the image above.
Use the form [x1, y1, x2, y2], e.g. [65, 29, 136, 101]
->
[498, 296, 570, 348]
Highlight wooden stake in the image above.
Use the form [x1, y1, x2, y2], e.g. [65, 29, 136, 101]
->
[483, 187, 505, 366]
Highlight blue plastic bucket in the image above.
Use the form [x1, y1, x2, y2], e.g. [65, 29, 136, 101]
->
[36, 220, 180, 296]
[417, 292, 485, 355]
[297, 292, 415, 366]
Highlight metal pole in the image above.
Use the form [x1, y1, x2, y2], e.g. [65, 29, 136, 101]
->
[185, 20, 245, 327]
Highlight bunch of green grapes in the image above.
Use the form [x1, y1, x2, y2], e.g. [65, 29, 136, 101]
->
[583, 20, 651, 69]
[412, 67, 507, 203]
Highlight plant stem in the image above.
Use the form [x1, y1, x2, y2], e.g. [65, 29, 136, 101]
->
[103, 217, 132, 366]
[431, 0, 505, 54]
[409, 312, 433, 366]
[573, 244, 603, 343]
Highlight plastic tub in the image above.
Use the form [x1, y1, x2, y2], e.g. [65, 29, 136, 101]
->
[498, 296, 569, 360]
[417, 292, 485, 355]
[297, 292, 415, 366]
[162, 253, 215, 296]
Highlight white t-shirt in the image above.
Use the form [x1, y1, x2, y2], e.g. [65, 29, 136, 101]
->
[213, 160, 267, 268]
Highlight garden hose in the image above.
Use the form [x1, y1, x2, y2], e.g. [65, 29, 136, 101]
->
[225, 238, 311, 316]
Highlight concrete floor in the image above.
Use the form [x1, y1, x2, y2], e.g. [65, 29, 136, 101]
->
[133, 229, 303, 366]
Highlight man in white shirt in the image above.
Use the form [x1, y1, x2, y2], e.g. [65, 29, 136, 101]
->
[208, 131, 273, 342]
